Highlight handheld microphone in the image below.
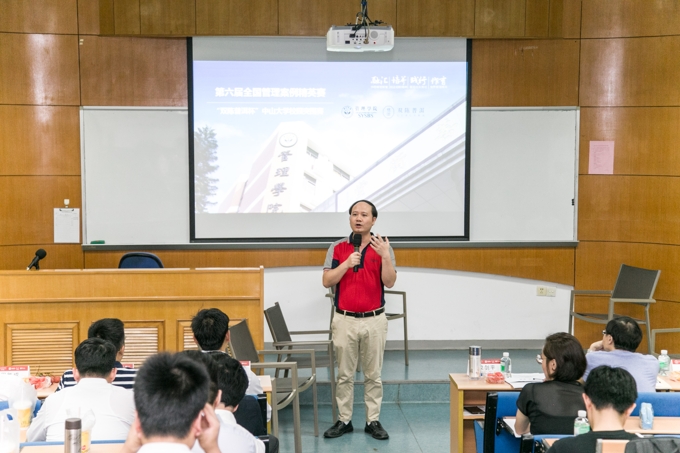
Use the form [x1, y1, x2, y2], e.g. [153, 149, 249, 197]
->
[27, 249, 47, 271]
[352, 233, 362, 273]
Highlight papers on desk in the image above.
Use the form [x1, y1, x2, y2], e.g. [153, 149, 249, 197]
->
[656, 377, 672, 390]
[505, 373, 545, 389]
[501, 417, 521, 438]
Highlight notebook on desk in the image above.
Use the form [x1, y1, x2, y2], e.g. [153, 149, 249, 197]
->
[505, 373, 545, 389]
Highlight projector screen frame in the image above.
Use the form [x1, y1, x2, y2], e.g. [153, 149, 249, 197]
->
[188, 37, 472, 245]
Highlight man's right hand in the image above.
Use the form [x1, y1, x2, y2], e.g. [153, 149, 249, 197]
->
[343, 252, 361, 270]
[589, 340, 604, 352]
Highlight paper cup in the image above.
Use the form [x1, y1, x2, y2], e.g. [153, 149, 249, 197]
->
[81, 430, 91, 453]
[11, 402, 31, 429]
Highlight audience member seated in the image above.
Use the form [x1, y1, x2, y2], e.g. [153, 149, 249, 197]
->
[120, 352, 221, 453]
[515, 332, 587, 435]
[584, 316, 658, 393]
[211, 353, 279, 453]
[178, 351, 271, 453]
[547, 366, 639, 453]
[191, 308, 270, 424]
[58, 318, 136, 390]
[27, 338, 135, 442]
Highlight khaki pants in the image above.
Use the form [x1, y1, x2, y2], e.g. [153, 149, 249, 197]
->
[332, 312, 388, 423]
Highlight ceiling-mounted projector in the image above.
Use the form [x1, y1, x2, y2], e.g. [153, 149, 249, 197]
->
[327, 25, 394, 52]
[326, 0, 393, 52]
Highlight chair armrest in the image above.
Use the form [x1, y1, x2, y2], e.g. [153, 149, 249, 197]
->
[385, 290, 406, 296]
[289, 330, 332, 335]
[273, 340, 332, 347]
[650, 328, 680, 355]
[260, 349, 317, 374]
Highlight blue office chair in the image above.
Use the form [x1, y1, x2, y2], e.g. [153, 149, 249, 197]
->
[0, 399, 42, 417]
[631, 392, 680, 416]
[473, 391, 522, 453]
[118, 252, 163, 268]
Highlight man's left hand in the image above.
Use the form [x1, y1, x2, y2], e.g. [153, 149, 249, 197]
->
[370, 234, 391, 259]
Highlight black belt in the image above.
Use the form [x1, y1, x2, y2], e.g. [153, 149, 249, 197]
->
[335, 307, 385, 318]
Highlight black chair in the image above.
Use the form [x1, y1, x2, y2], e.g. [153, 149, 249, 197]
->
[118, 252, 163, 268]
[264, 301, 337, 422]
[569, 264, 660, 354]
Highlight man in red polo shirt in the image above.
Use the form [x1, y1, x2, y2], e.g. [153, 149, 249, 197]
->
[322, 200, 397, 441]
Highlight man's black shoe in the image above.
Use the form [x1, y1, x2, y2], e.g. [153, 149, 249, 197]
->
[365, 421, 389, 440]
[324, 420, 353, 438]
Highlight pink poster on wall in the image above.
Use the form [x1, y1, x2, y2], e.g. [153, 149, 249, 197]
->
[588, 141, 615, 174]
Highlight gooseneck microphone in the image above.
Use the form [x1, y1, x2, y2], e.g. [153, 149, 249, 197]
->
[27, 249, 47, 271]
[352, 233, 362, 273]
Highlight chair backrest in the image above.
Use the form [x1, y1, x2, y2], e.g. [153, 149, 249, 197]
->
[611, 265, 660, 301]
[118, 252, 164, 268]
[264, 302, 292, 343]
[483, 391, 522, 453]
[630, 392, 680, 417]
[624, 437, 680, 453]
[228, 320, 261, 363]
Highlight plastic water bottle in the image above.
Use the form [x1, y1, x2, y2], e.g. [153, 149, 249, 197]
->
[500, 352, 512, 377]
[574, 410, 590, 435]
[659, 350, 671, 376]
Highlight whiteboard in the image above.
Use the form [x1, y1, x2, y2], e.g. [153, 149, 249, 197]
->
[81, 107, 189, 244]
[470, 108, 578, 241]
[80, 107, 577, 245]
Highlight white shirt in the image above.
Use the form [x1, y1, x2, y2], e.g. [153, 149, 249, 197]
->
[191, 409, 264, 453]
[140, 443, 192, 453]
[26, 378, 135, 442]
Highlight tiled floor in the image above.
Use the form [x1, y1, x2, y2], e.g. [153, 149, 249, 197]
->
[273, 348, 542, 452]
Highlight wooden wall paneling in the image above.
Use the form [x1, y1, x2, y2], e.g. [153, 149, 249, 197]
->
[140, 0, 195, 35]
[578, 175, 680, 245]
[0, 106, 80, 176]
[396, 0, 475, 37]
[0, 0, 78, 34]
[575, 241, 680, 303]
[84, 249, 327, 269]
[474, 0, 526, 37]
[79, 36, 187, 106]
[549, 0, 581, 38]
[79, 0, 102, 35]
[0, 176, 81, 246]
[471, 39, 580, 107]
[582, 0, 680, 39]
[280, 0, 395, 36]
[85, 246, 576, 285]
[525, 0, 549, 38]
[115, 0, 142, 35]
[0, 245, 83, 271]
[6, 323, 78, 375]
[580, 37, 680, 107]
[99, 0, 115, 34]
[650, 300, 680, 354]
[580, 107, 680, 177]
[195, 0, 279, 35]
[123, 321, 163, 367]
[0, 33, 80, 106]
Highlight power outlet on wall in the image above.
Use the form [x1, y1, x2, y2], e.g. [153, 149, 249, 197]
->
[536, 286, 557, 297]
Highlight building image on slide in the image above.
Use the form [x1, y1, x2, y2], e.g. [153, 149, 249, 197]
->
[218, 98, 467, 216]
[217, 122, 353, 213]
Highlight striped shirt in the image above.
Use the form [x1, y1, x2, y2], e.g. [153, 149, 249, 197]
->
[56, 362, 136, 391]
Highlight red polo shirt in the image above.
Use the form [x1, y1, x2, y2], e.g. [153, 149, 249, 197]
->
[323, 235, 396, 312]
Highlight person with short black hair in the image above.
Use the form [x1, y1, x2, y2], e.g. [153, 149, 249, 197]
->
[27, 338, 135, 442]
[547, 366, 639, 453]
[58, 318, 137, 390]
[191, 308, 264, 397]
[322, 200, 397, 440]
[584, 316, 658, 392]
[515, 332, 587, 435]
[122, 352, 221, 453]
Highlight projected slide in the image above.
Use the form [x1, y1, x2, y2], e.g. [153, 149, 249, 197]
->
[191, 38, 469, 241]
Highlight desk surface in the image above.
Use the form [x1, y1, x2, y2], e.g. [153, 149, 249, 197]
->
[21, 444, 121, 452]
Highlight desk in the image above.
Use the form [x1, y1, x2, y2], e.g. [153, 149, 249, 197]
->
[450, 373, 680, 453]
[0, 268, 265, 374]
[21, 444, 120, 452]
[449, 373, 515, 453]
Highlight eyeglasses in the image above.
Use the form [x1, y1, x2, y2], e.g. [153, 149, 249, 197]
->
[602, 330, 609, 336]
[536, 354, 543, 365]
